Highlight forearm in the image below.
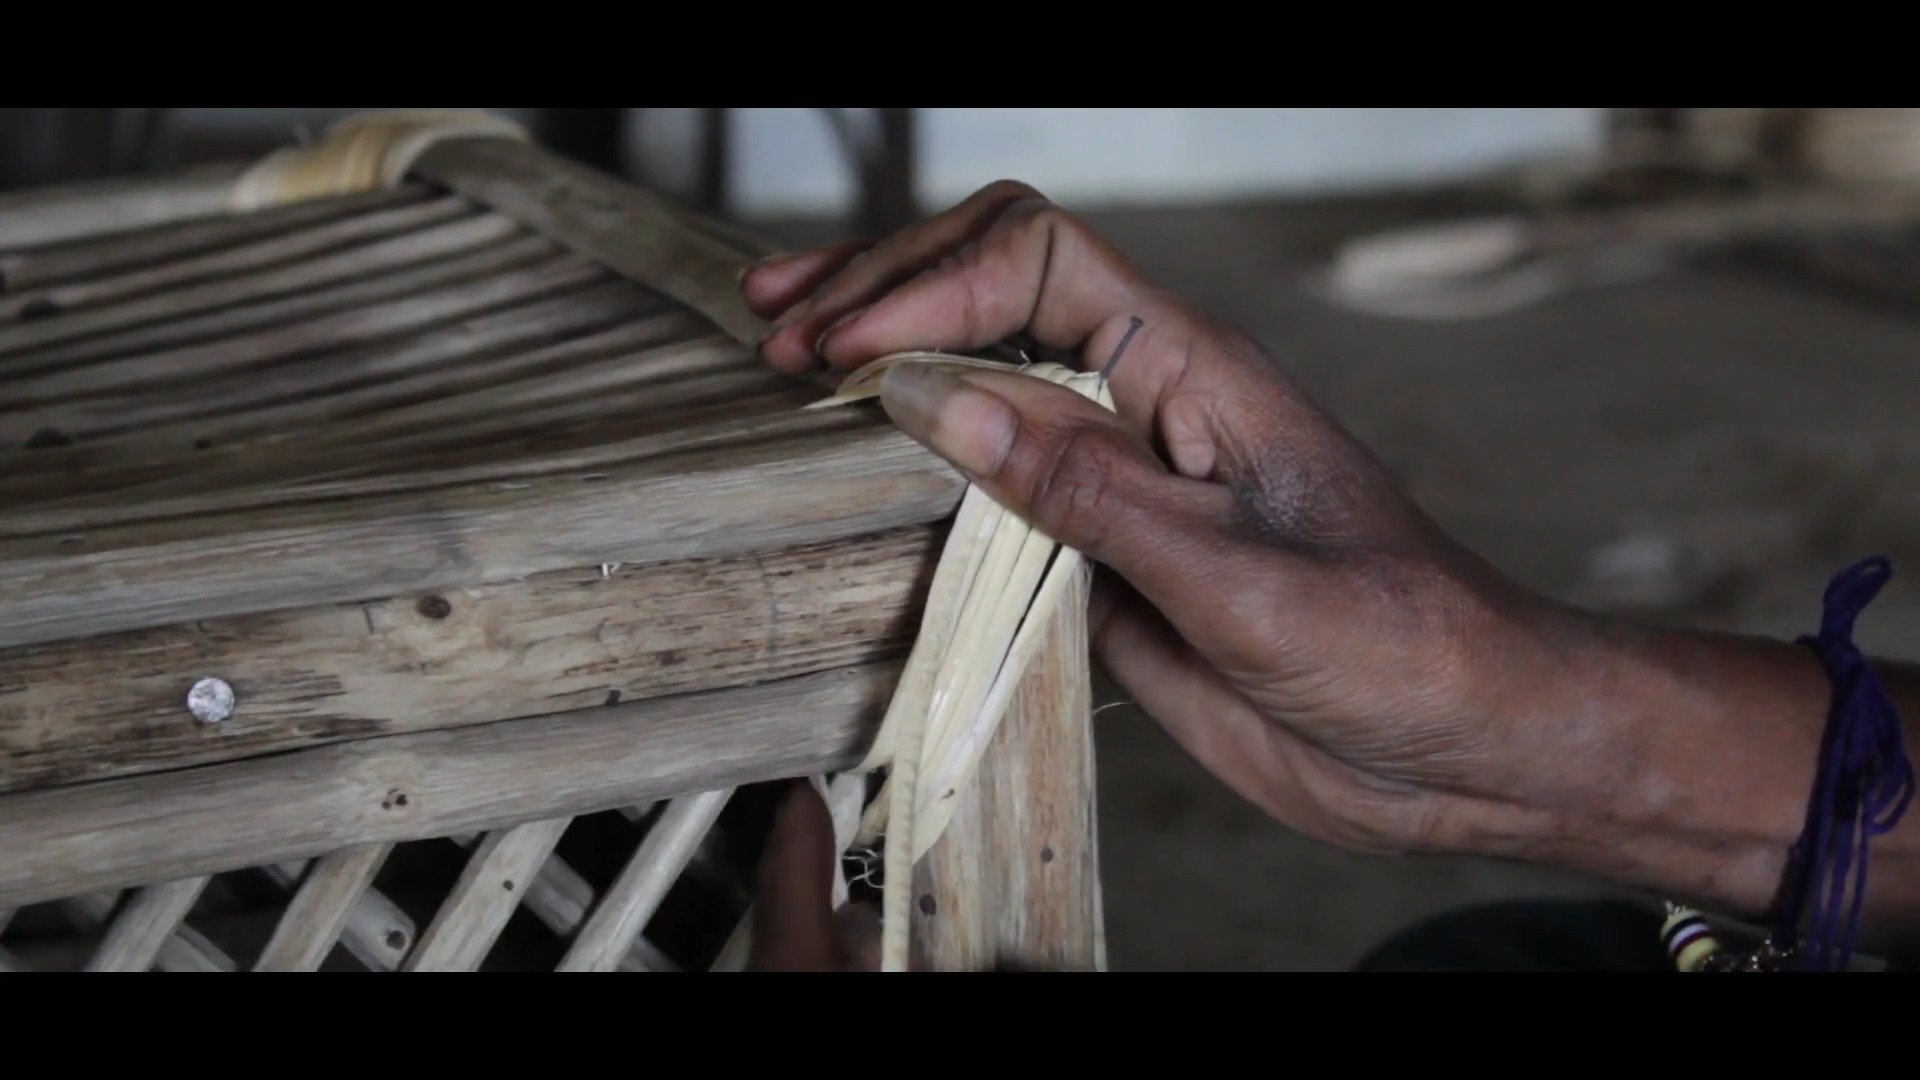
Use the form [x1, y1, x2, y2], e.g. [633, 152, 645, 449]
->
[1464, 608, 1920, 955]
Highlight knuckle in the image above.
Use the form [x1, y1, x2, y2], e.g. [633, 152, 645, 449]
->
[1005, 196, 1066, 229]
[1025, 424, 1126, 549]
[979, 178, 1047, 204]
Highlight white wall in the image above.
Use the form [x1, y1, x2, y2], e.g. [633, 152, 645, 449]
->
[720, 108, 1604, 215]
[175, 108, 1605, 217]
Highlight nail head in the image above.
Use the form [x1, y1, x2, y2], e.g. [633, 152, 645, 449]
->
[188, 677, 235, 724]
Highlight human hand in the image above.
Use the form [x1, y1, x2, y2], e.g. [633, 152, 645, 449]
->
[746, 780, 883, 972]
[740, 181, 1610, 859]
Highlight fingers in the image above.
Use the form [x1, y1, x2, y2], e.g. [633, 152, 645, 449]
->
[755, 180, 1044, 374]
[814, 194, 1149, 364]
[878, 362, 1277, 644]
[1088, 582, 1305, 822]
[744, 181, 1386, 567]
[833, 902, 884, 972]
[747, 779, 842, 971]
[740, 240, 874, 327]
[745, 181, 1276, 466]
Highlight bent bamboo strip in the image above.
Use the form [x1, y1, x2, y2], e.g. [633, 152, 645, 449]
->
[807, 353, 1111, 972]
[229, 111, 528, 212]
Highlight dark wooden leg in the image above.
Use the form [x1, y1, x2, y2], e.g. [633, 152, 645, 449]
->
[859, 108, 918, 236]
[818, 108, 921, 236]
[62, 109, 115, 180]
[535, 109, 627, 176]
[692, 108, 730, 217]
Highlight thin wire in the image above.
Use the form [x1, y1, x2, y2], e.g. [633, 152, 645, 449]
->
[1100, 316, 1144, 384]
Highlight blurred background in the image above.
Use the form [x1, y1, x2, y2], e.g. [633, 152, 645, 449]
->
[9, 107, 1920, 968]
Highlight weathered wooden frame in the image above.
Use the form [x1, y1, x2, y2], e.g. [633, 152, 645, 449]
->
[0, 132, 1103, 971]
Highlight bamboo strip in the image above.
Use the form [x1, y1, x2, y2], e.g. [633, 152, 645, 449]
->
[2, 231, 556, 384]
[60, 890, 236, 972]
[229, 111, 528, 211]
[0, 186, 429, 294]
[254, 843, 394, 971]
[404, 818, 572, 971]
[260, 861, 415, 971]
[556, 788, 734, 972]
[2, 277, 658, 445]
[805, 352, 1112, 972]
[446, 831, 678, 972]
[0, 211, 524, 359]
[0, 252, 609, 409]
[0, 307, 720, 506]
[614, 803, 746, 908]
[2, 325, 763, 522]
[0, 196, 474, 324]
[410, 138, 768, 349]
[0, 163, 247, 251]
[83, 876, 210, 972]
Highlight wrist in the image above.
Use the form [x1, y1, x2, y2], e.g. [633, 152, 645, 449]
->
[1442, 603, 1832, 917]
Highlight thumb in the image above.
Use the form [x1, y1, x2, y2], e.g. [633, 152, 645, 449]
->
[877, 362, 1237, 627]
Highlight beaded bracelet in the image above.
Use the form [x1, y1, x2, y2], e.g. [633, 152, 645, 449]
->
[1661, 557, 1916, 972]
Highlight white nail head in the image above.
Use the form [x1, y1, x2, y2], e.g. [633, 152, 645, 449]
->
[188, 677, 236, 724]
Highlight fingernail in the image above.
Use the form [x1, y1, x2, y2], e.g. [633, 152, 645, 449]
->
[814, 305, 870, 357]
[766, 306, 802, 339]
[879, 364, 1014, 477]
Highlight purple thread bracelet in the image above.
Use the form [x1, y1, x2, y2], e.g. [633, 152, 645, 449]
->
[1770, 556, 1917, 970]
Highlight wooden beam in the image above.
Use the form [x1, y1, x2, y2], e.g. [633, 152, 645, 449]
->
[907, 563, 1101, 971]
[0, 421, 961, 650]
[0, 524, 937, 794]
[0, 660, 896, 910]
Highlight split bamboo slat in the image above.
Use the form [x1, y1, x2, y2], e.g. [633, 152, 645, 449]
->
[260, 859, 417, 970]
[0, 111, 1104, 971]
[404, 820, 572, 971]
[254, 843, 393, 972]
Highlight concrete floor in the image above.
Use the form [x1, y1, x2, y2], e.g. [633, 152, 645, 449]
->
[759, 190, 1920, 970]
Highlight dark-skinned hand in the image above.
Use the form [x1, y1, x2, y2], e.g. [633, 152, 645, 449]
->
[739, 180, 1594, 860]
[736, 179, 1920, 960]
